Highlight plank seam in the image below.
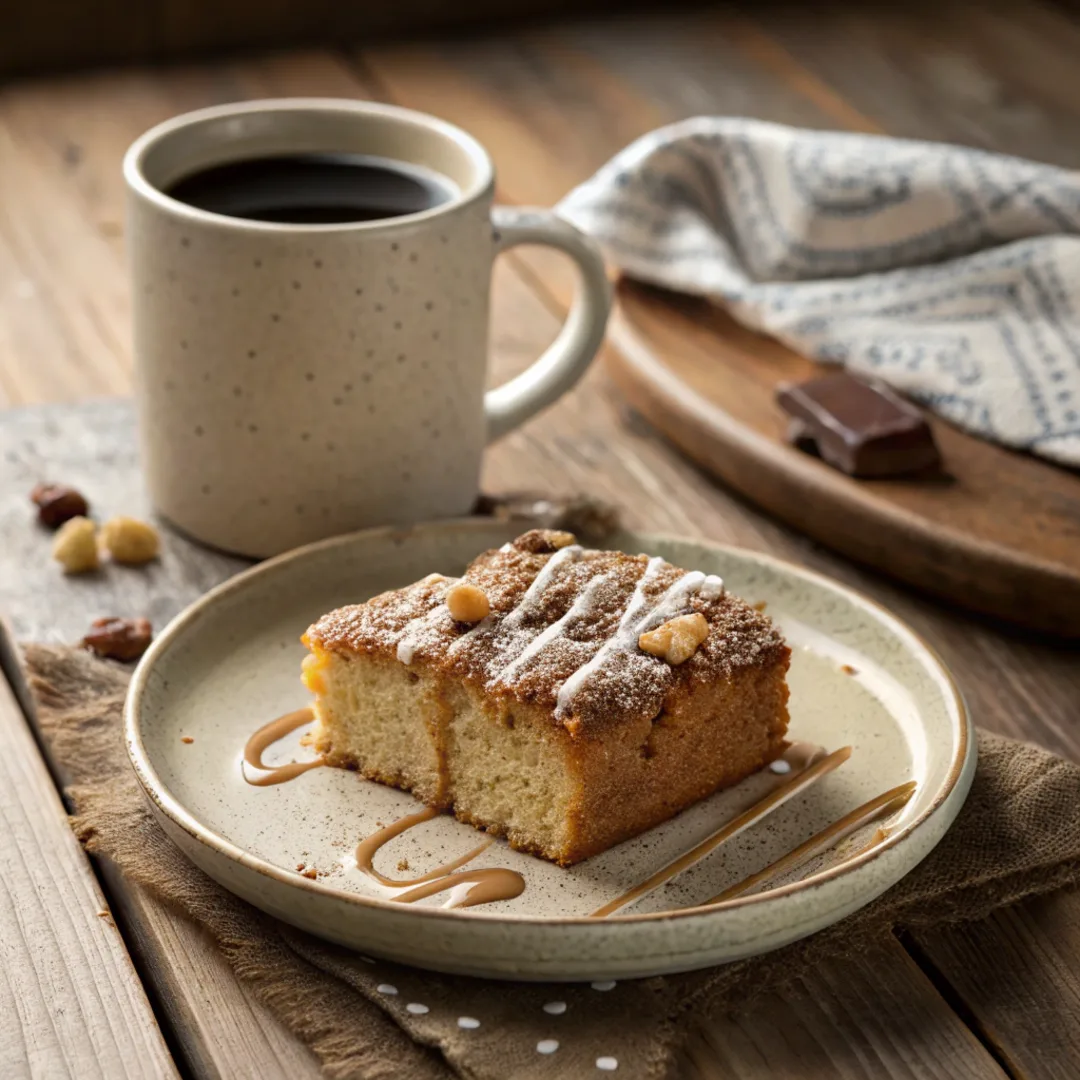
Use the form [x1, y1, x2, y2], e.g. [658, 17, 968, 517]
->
[899, 929, 1027, 1080]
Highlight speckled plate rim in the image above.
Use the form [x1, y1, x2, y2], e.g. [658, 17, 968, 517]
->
[125, 517, 974, 931]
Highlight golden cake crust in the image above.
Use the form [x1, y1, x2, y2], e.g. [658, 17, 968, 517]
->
[305, 529, 788, 738]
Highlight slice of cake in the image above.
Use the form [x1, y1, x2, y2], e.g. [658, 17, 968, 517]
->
[302, 530, 790, 866]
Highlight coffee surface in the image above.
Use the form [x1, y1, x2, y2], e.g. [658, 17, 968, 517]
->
[166, 153, 457, 224]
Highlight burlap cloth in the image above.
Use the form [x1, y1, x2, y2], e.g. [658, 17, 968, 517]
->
[23, 643, 1080, 1080]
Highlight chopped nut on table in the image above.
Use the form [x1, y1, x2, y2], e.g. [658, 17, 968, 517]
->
[82, 617, 153, 662]
[100, 516, 161, 565]
[638, 613, 709, 665]
[31, 483, 90, 528]
[52, 516, 100, 574]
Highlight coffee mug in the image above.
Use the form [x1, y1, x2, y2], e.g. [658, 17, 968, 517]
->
[124, 99, 611, 558]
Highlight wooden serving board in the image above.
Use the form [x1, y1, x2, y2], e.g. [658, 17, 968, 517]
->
[608, 280, 1080, 637]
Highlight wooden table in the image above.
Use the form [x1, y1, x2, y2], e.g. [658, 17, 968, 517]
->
[3, 3, 1080, 1077]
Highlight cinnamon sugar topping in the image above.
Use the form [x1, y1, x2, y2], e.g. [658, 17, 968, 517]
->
[305, 530, 785, 735]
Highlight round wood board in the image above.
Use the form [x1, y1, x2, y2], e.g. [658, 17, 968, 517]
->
[608, 280, 1080, 637]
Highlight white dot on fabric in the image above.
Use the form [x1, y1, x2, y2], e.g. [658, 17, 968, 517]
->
[769, 759, 792, 774]
[596, 1057, 619, 1071]
[406, 1003, 429, 1015]
[542, 1001, 567, 1015]
[377, 984, 398, 995]
[591, 980, 617, 991]
[537, 1039, 559, 1054]
[458, 1016, 481, 1030]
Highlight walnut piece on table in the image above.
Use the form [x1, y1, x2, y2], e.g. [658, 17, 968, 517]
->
[31, 482, 90, 528]
[82, 617, 153, 662]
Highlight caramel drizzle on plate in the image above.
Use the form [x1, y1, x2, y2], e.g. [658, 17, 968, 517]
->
[354, 807, 525, 908]
[589, 743, 853, 918]
[242, 707, 326, 786]
[240, 715, 914, 915]
[701, 780, 917, 907]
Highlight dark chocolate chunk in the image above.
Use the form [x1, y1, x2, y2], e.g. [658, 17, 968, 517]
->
[776, 372, 941, 478]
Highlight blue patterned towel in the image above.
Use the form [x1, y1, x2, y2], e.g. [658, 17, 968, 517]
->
[557, 117, 1080, 467]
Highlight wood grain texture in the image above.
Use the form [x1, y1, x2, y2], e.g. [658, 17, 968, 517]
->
[0, 0, 630, 79]
[741, 0, 1080, 167]
[0, 400, 247, 645]
[685, 943, 1007, 1080]
[910, 894, 1080, 1080]
[93, 874, 324, 1080]
[0, 666, 177, 1079]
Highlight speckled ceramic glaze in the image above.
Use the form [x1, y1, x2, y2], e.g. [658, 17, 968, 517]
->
[124, 101, 610, 557]
[126, 520, 974, 981]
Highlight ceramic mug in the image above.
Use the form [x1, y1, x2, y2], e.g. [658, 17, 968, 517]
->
[124, 99, 611, 558]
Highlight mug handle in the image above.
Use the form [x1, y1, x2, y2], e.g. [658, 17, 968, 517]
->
[485, 206, 613, 442]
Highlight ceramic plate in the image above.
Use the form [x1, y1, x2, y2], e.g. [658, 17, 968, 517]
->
[126, 519, 973, 980]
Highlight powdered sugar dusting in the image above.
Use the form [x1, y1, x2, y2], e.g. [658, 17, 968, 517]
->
[554, 556, 669, 717]
[396, 577, 461, 663]
[503, 545, 583, 627]
[494, 571, 612, 688]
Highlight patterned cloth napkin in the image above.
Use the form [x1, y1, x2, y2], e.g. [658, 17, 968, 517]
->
[23, 644, 1080, 1080]
[557, 117, 1080, 466]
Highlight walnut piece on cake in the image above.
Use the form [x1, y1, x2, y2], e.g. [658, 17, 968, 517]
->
[302, 530, 791, 866]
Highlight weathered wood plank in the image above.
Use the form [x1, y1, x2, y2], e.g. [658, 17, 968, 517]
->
[0, 400, 247, 645]
[95, 874, 325, 1080]
[741, 0, 1080, 167]
[0, 663, 177, 1079]
[685, 943, 1007, 1080]
[910, 895, 1080, 1080]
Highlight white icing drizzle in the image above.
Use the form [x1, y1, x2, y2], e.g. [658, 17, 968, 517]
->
[492, 572, 613, 687]
[699, 574, 725, 600]
[448, 544, 583, 657]
[503, 545, 583, 626]
[554, 555, 685, 718]
[395, 577, 460, 664]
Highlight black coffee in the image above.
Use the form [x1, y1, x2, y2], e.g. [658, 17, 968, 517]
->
[166, 153, 457, 224]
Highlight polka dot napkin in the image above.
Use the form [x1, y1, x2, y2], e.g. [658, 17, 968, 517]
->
[558, 117, 1080, 466]
[28, 644, 1080, 1079]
